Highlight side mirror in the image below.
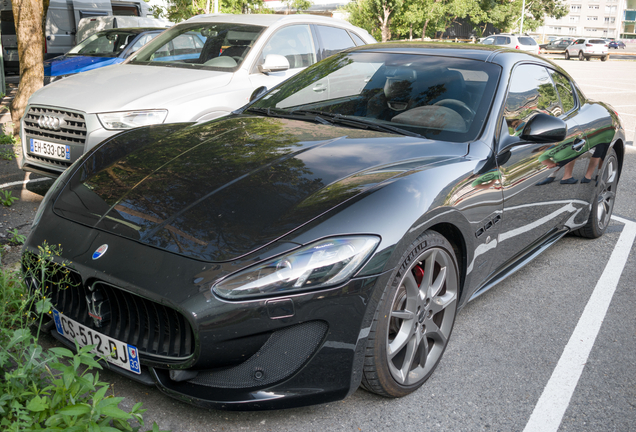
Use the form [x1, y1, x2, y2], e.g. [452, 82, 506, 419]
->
[520, 113, 567, 143]
[498, 113, 567, 155]
[249, 86, 268, 102]
[258, 54, 290, 74]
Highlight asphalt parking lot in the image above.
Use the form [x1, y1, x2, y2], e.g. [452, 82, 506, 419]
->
[1, 57, 635, 432]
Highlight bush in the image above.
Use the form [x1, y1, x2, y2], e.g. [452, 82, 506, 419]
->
[0, 243, 167, 431]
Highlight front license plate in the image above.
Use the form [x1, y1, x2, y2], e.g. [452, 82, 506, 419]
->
[52, 310, 141, 374]
[29, 138, 70, 161]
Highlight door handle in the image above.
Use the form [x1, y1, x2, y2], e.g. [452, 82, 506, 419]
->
[312, 83, 326, 92]
[572, 138, 586, 151]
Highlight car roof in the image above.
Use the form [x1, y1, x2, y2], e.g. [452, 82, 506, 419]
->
[184, 13, 362, 30]
[96, 27, 166, 34]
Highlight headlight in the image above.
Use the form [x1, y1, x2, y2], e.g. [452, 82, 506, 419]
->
[213, 236, 380, 300]
[97, 110, 168, 130]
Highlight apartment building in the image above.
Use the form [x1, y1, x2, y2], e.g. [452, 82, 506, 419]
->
[533, 0, 625, 41]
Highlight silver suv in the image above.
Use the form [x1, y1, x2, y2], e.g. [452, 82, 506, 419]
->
[20, 14, 375, 176]
[565, 38, 609, 61]
[480, 33, 540, 55]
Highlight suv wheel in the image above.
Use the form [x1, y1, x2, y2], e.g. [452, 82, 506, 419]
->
[565, 50, 570, 60]
[601, 55, 608, 62]
[578, 51, 585, 61]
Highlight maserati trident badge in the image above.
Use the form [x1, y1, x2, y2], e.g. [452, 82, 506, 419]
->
[92, 244, 108, 260]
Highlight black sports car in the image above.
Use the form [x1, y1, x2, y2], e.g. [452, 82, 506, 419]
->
[23, 43, 625, 410]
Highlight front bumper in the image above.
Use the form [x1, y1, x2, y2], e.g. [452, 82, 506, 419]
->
[25, 209, 391, 410]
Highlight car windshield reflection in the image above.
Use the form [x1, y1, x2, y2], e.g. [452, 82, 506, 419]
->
[250, 52, 501, 142]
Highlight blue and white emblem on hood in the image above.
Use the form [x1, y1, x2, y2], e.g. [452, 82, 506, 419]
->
[92, 244, 108, 260]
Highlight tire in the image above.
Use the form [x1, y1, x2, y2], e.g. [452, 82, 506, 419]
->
[576, 148, 618, 238]
[579, 51, 585, 61]
[361, 231, 459, 398]
[586, 56, 591, 61]
[601, 55, 608, 62]
[565, 50, 570, 60]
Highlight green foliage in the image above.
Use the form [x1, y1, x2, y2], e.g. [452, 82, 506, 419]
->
[282, 0, 313, 13]
[0, 243, 166, 431]
[0, 133, 16, 145]
[342, 0, 568, 41]
[155, 0, 270, 22]
[1, 190, 19, 207]
[0, 148, 15, 160]
[7, 228, 26, 245]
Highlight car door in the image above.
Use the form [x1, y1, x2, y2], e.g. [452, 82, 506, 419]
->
[490, 63, 588, 273]
[249, 24, 318, 91]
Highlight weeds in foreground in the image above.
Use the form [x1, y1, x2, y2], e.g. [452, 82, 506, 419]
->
[0, 242, 168, 431]
[1, 190, 18, 206]
[7, 228, 26, 245]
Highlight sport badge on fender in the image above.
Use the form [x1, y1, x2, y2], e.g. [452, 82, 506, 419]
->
[92, 244, 108, 260]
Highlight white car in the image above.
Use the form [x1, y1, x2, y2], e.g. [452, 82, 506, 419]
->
[20, 14, 375, 177]
[480, 33, 540, 55]
[565, 38, 609, 61]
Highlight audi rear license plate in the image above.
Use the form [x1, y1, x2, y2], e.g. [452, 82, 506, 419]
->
[52, 309, 141, 374]
[29, 138, 70, 161]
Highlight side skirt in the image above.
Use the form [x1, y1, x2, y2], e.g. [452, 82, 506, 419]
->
[468, 228, 569, 302]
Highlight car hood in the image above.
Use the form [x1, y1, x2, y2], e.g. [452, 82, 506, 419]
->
[29, 64, 234, 113]
[52, 115, 466, 262]
[44, 55, 123, 77]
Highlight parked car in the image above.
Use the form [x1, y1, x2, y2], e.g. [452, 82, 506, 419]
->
[539, 37, 575, 53]
[565, 38, 609, 61]
[20, 14, 375, 177]
[608, 40, 626, 49]
[24, 42, 625, 410]
[44, 28, 166, 85]
[480, 33, 540, 54]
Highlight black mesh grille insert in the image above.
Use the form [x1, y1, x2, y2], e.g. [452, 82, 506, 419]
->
[22, 253, 194, 360]
[24, 106, 87, 145]
[189, 321, 328, 388]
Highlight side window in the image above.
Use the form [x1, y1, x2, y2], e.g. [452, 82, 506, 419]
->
[350, 32, 366, 46]
[315, 25, 356, 59]
[482, 37, 494, 45]
[260, 25, 317, 69]
[129, 33, 158, 54]
[549, 70, 576, 114]
[503, 65, 561, 136]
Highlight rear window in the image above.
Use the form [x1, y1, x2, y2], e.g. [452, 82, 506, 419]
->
[589, 39, 606, 44]
[519, 37, 537, 46]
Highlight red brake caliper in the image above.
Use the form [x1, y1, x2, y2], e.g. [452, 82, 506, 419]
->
[413, 265, 424, 287]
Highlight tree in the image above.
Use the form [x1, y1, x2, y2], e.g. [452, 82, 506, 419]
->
[156, 0, 270, 22]
[283, 0, 312, 14]
[9, 0, 45, 134]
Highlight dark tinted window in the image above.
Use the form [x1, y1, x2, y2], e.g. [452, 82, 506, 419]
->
[316, 25, 356, 59]
[550, 70, 576, 114]
[518, 37, 537, 45]
[503, 65, 561, 136]
[253, 52, 501, 142]
[590, 39, 606, 44]
[495, 36, 511, 44]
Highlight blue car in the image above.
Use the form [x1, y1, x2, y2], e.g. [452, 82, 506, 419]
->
[44, 28, 165, 85]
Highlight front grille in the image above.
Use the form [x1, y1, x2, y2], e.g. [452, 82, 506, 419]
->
[22, 254, 195, 360]
[24, 106, 87, 146]
[26, 153, 72, 169]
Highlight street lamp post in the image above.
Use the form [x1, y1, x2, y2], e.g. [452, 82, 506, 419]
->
[520, 0, 526, 33]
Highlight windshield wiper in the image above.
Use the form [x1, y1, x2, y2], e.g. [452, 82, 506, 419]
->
[245, 107, 331, 125]
[291, 110, 422, 138]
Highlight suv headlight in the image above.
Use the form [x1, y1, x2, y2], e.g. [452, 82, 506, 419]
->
[213, 236, 380, 300]
[97, 110, 168, 130]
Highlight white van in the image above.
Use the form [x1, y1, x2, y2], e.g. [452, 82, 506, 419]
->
[76, 16, 172, 43]
[0, 0, 153, 72]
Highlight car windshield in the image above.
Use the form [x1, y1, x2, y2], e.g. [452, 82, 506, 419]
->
[128, 22, 265, 71]
[250, 52, 501, 142]
[68, 30, 143, 57]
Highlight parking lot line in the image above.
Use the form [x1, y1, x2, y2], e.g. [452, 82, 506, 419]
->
[0, 177, 51, 190]
[523, 215, 636, 432]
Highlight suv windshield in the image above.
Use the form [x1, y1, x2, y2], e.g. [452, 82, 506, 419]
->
[69, 30, 142, 57]
[128, 22, 265, 71]
[250, 52, 501, 142]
